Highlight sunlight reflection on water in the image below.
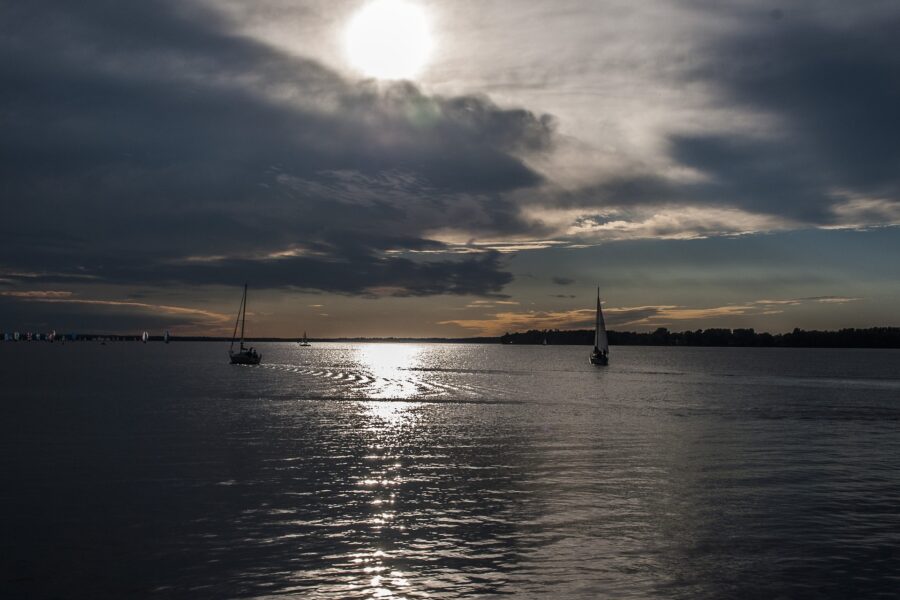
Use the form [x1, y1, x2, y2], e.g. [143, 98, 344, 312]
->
[348, 346, 425, 599]
[2, 344, 900, 598]
[356, 343, 426, 400]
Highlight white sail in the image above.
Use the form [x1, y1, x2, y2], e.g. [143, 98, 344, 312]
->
[142, 331, 149, 343]
[595, 288, 608, 353]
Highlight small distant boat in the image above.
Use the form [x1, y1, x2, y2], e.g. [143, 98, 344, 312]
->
[141, 331, 149, 343]
[590, 287, 609, 366]
[298, 331, 311, 347]
[164, 330, 170, 344]
[542, 337, 548, 345]
[229, 283, 261, 365]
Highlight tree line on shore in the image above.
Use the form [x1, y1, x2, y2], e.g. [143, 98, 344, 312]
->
[5, 327, 899, 348]
[499, 327, 900, 348]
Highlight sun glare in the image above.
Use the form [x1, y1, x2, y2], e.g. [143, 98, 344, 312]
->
[344, 0, 433, 80]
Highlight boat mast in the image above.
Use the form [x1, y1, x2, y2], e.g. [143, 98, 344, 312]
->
[595, 287, 600, 349]
[230, 284, 245, 352]
[240, 283, 248, 347]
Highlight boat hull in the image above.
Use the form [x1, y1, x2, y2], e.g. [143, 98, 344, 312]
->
[590, 351, 608, 366]
[229, 351, 261, 365]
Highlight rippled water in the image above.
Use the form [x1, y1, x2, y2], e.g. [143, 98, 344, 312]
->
[2, 343, 899, 598]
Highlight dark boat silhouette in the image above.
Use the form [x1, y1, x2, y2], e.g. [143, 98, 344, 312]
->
[229, 284, 261, 365]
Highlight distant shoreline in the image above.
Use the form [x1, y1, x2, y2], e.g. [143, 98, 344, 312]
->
[4, 327, 900, 348]
[499, 327, 900, 349]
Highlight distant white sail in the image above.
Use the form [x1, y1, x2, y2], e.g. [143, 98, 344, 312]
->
[595, 289, 608, 353]
[142, 331, 149, 343]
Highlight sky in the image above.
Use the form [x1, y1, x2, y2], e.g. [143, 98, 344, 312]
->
[1, 0, 899, 337]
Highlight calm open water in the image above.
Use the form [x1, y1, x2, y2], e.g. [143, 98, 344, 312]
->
[1, 342, 899, 599]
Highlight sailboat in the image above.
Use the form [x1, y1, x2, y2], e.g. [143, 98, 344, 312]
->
[229, 283, 261, 365]
[590, 287, 609, 366]
[164, 330, 170, 344]
[298, 331, 311, 347]
[141, 331, 149, 343]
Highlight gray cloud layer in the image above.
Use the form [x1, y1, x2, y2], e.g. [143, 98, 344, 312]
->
[517, 3, 900, 239]
[673, 8, 900, 221]
[1, 0, 554, 295]
[2, 0, 899, 311]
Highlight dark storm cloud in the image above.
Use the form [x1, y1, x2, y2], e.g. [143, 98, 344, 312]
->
[697, 9, 900, 193]
[108, 249, 513, 297]
[667, 134, 827, 221]
[688, 8, 900, 214]
[0, 0, 555, 295]
[544, 5, 900, 229]
[660, 8, 900, 222]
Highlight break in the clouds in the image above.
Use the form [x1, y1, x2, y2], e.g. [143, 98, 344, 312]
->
[1, 0, 898, 334]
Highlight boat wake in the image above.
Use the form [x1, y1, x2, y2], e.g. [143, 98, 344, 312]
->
[258, 362, 512, 402]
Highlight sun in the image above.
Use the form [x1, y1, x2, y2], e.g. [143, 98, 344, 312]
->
[344, 0, 433, 80]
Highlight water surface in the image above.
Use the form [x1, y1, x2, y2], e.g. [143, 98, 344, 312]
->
[2, 343, 899, 598]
